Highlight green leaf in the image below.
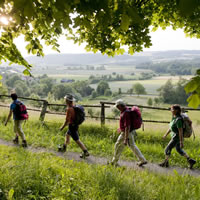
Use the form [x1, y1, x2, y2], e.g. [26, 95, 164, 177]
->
[14, 0, 26, 10]
[23, 69, 31, 76]
[196, 69, 200, 75]
[127, 7, 142, 24]
[187, 94, 200, 108]
[8, 188, 14, 200]
[128, 47, 134, 55]
[120, 14, 130, 31]
[178, 0, 197, 16]
[184, 77, 200, 94]
[24, 0, 34, 20]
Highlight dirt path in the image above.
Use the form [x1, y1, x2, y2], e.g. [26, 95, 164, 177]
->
[0, 138, 200, 177]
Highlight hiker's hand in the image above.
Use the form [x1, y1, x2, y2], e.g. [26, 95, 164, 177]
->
[117, 128, 121, 134]
[124, 138, 128, 145]
[180, 142, 184, 148]
[162, 135, 167, 140]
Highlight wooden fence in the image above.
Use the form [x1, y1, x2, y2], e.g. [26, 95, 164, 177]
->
[0, 95, 200, 126]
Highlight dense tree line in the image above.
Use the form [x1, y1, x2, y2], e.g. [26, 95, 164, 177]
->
[136, 61, 200, 75]
[2, 74, 94, 101]
[89, 74, 125, 84]
[158, 78, 189, 105]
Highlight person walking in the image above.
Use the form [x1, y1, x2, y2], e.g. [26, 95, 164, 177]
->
[111, 99, 147, 166]
[159, 104, 196, 169]
[4, 93, 28, 147]
[59, 94, 89, 158]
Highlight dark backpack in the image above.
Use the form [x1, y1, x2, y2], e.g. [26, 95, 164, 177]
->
[14, 101, 29, 120]
[128, 106, 143, 130]
[73, 105, 85, 125]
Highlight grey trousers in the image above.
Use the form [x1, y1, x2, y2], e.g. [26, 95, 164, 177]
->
[112, 130, 146, 164]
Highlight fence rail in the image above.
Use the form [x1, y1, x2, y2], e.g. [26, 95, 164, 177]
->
[1, 95, 199, 126]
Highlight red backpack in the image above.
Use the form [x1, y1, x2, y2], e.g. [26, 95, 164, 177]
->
[15, 101, 29, 120]
[129, 106, 143, 130]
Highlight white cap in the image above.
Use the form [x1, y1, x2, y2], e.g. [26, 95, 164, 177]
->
[64, 94, 76, 102]
[114, 99, 126, 108]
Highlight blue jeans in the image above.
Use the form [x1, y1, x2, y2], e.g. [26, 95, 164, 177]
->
[165, 137, 185, 156]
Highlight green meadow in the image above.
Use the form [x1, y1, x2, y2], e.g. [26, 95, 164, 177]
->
[0, 145, 200, 200]
[90, 78, 183, 94]
[0, 107, 199, 168]
[0, 102, 200, 199]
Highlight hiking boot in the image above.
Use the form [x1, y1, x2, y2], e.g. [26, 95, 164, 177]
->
[58, 144, 66, 152]
[80, 150, 90, 159]
[22, 140, 27, 148]
[159, 160, 169, 168]
[137, 161, 148, 167]
[13, 137, 19, 144]
[187, 158, 196, 169]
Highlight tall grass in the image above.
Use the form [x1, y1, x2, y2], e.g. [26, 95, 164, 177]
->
[0, 111, 200, 169]
[0, 145, 200, 200]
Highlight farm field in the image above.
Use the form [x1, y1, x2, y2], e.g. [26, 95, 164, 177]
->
[32, 63, 193, 95]
[90, 77, 187, 94]
[32, 64, 155, 84]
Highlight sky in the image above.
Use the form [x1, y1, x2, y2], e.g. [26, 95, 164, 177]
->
[14, 27, 200, 57]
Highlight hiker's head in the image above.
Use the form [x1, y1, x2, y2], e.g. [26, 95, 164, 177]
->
[114, 99, 126, 111]
[171, 104, 181, 116]
[64, 94, 75, 105]
[11, 93, 18, 101]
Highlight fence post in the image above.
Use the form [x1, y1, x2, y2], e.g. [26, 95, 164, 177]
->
[100, 102, 105, 126]
[39, 100, 48, 121]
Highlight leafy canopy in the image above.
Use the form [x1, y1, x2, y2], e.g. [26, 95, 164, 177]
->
[0, 0, 200, 107]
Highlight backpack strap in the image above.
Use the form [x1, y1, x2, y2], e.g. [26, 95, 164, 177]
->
[192, 126, 195, 140]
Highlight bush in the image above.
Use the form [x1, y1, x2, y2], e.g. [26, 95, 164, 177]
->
[104, 89, 112, 96]
[147, 98, 153, 106]
[91, 91, 97, 98]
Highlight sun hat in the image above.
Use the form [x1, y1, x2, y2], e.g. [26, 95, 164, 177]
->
[64, 94, 76, 102]
[114, 99, 126, 108]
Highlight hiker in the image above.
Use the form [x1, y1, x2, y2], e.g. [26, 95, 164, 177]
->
[159, 104, 196, 169]
[110, 99, 147, 166]
[4, 93, 28, 147]
[59, 94, 89, 158]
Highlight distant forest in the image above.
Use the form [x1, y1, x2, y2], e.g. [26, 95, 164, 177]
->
[136, 60, 200, 75]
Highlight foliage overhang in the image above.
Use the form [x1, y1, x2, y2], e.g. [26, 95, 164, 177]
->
[0, 0, 200, 107]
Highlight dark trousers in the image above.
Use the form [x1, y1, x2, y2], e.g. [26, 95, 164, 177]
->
[165, 137, 185, 156]
[67, 124, 79, 141]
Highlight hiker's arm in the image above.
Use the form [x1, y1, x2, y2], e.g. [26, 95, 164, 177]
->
[124, 126, 130, 145]
[60, 120, 68, 131]
[60, 108, 71, 131]
[163, 129, 171, 139]
[5, 110, 12, 126]
[178, 128, 184, 148]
